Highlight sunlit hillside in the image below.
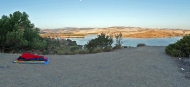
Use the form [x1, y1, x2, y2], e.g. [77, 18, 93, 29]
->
[40, 27, 190, 38]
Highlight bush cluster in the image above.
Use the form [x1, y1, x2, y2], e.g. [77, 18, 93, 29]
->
[165, 35, 190, 58]
[43, 38, 80, 55]
[85, 33, 113, 53]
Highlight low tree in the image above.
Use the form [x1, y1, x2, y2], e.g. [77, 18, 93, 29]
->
[165, 35, 190, 58]
[85, 33, 113, 52]
[0, 11, 46, 52]
[5, 29, 28, 50]
[114, 32, 122, 49]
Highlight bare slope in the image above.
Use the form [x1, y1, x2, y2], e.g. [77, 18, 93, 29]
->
[40, 27, 190, 38]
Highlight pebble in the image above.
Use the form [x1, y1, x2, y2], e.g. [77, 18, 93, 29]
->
[181, 68, 185, 70]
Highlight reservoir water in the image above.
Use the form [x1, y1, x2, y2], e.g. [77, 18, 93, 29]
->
[66, 35, 182, 47]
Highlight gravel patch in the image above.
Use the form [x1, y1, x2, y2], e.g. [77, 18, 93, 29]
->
[0, 46, 189, 87]
[174, 58, 190, 80]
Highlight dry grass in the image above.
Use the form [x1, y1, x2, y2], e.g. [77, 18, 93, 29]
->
[40, 28, 190, 38]
[40, 33, 85, 38]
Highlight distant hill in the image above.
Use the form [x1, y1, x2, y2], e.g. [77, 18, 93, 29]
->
[40, 26, 190, 38]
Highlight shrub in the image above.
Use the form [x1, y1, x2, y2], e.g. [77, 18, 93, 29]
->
[91, 47, 103, 53]
[57, 50, 65, 55]
[67, 39, 77, 46]
[113, 45, 122, 49]
[43, 38, 80, 55]
[137, 43, 146, 47]
[72, 48, 89, 54]
[112, 33, 123, 50]
[62, 47, 70, 55]
[70, 46, 80, 52]
[103, 46, 113, 52]
[114, 33, 122, 48]
[56, 46, 70, 55]
[85, 33, 113, 53]
[0, 11, 46, 52]
[165, 35, 190, 58]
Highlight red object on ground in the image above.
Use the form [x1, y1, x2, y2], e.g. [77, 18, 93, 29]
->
[21, 52, 48, 60]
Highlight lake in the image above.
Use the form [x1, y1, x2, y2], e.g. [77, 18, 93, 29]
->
[66, 35, 182, 47]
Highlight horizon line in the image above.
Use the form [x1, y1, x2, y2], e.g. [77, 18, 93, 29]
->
[39, 26, 189, 30]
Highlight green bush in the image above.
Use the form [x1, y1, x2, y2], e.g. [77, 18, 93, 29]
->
[85, 33, 113, 53]
[67, 39, 77, 46]
[54, 46, 70, 55]
[57, 50, 65, 55]
[91, 47, 103, 53]
[43, 38, 79, 55]
[137, 43, 146, 47]
[70, 46, 80, 52]
[78, 48, 89, 54]
[113, 45, 122, 49]
[69, 48, 89, 55]
[0, 11, 47, 52]
[165, 35, 190, 58]
[62, 47, 70, 55]
[103, 46, 113, 52]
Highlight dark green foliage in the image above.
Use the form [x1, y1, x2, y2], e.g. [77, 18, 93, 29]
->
[57, 46, 70, 55]
[92, 47, 103, 53]
[43, 38, 81, 55]
[113, 45, 122, 49]
[43, 38, 62, 54]
[137, 43, 146, 47]
[69, 48, 89, 55]
[103, 46, 113, 52]
[5, 29, 28, 50]
[67, 39, 77, 46]
[30, 38, 47, 50]
[77, 49, 89, 54]
[165, 35, 190, 58]
[0, 11, 46, 52]
[70, 46, 80, 52]
[85, 33, 113, 52]
[165, 44, 181, 57]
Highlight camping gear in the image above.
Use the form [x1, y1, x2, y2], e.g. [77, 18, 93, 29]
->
[13, 52, 49, 64]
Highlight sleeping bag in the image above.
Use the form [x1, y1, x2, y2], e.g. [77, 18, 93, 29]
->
[17, 52, 48, 61]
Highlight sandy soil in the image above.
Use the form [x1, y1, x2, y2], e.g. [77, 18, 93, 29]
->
[0, 46, 189, 87]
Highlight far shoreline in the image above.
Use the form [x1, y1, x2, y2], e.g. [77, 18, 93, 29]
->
[40, 27, 190, 39]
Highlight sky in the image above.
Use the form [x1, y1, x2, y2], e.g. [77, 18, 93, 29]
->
[0, 0, 190, 29]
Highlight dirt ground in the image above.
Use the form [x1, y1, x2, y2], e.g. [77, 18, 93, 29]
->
[0, 46, 189, 87]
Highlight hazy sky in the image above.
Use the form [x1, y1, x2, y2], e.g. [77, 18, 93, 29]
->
[1, 0, 190, 29]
